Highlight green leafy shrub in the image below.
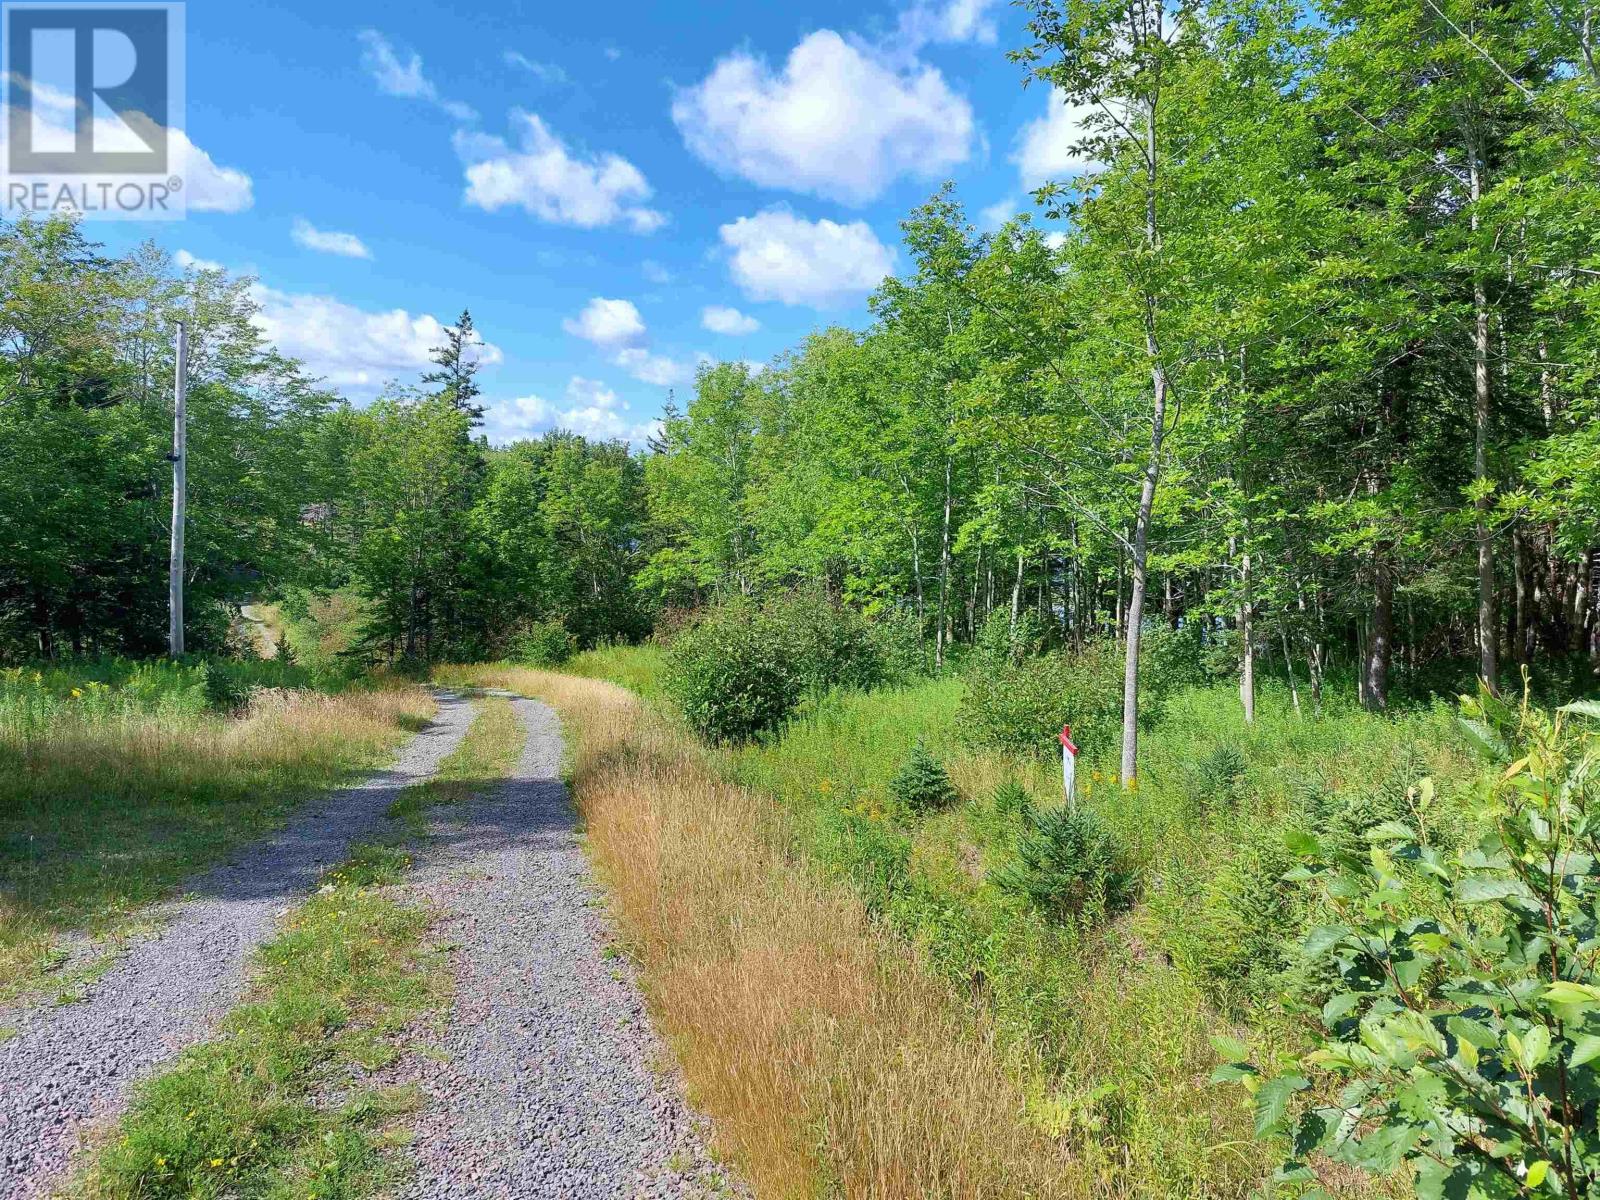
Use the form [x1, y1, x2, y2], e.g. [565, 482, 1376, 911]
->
[868, 607, 931, 685]
[765, 591, 884, 695]
[508, 617, 577, 667]
[957, 636, 1128, 758]
[991, 803, 1138, 921]
[887, 742, 958, 813]
[1219, 686, 1600, 1199]
[664, 599, 796, 743]
[664, 593, 887, 743]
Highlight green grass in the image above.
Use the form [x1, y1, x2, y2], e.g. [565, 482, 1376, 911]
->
[561, 642, 667, 699]
[0, 673, 432, 1002]
[77, 697, 527, 1200]
[577, 644, 1481, 1196]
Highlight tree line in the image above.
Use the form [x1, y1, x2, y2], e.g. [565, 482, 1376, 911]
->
[4, 0, 1599, 779]
[0, 216, 646, 665]
[646, 0, 1600, 777]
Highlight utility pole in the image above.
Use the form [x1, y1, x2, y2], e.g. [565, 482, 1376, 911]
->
[168, 320, 187, 658]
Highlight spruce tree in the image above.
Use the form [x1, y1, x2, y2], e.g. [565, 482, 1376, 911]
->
[424, 308, 485, 426]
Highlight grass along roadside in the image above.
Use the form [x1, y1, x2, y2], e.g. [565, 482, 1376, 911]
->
[75, 695, 526, 1200]
[0, 678, 434, 1004]
[438, 663, 1078, 1198]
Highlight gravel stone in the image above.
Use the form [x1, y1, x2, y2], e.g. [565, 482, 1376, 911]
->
[0, 691, 476, 1198]
[397, 695, 734, 1198]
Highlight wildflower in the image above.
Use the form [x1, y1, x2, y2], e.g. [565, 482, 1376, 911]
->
[210, 1158, 223, 1167]
[70, 688, 82, 698]
[818, 779, 833, 794]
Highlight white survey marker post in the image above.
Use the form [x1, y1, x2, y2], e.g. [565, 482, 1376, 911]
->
[1059, 724, 1078, 808]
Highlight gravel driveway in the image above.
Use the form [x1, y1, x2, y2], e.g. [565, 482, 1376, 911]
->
[398, 694, 732, 1198]
[0, 691, 476, 1198]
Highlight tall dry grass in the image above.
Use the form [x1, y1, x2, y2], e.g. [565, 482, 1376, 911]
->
[0, 684, 434, 999]
[440, 664, 1079, 1199]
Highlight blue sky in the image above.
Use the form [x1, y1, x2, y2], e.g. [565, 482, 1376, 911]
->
[69, 0, 1086, 444]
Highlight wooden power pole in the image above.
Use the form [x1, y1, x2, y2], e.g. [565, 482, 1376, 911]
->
[168, 320, 188, 658]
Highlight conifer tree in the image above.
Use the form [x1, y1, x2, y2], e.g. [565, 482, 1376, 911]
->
[424, 308, 485, 426]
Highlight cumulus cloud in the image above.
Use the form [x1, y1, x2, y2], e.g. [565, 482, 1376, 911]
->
[291, 218, 372, 259]
[1016, 87, 1099, 190]
[175, 131, 254, 212]
[250, 286, 502, 396]
[561, 298, 692, 385]
[672, 30, 974, 206]
[175, 249, 224, 272]
[614, 346, 692, 387]
[719, 208, 894, 308]
[701, 305, 760, 335]
[979, 197, 1018, 229]
[482, 376, 658, 445]
[897, 0, 1005, 48]
[358, 30, 476, 121]
[457, 114, 665, 232]
[562, 297, 646, 348]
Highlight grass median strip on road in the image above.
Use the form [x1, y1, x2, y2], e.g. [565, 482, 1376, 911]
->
[387, 693, 523, 836]
[76, 696, 524, 1200]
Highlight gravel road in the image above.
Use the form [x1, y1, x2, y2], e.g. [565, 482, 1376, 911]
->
[398, 694, 732, 1198]
[0, 691, 476, 1198]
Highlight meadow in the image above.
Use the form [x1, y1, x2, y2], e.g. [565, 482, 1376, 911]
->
[547, 643, 1485, 1197]
[0, 658, 432, 1001]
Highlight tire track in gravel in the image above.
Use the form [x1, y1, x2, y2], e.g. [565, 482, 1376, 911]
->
[0, 690, 476, 1199]
[397, 694, 736, 1199]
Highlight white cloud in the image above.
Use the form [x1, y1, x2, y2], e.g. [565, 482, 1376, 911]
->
[897, 0, 1005, 48]
[614, 346, 692, 387]
[505, 50, 568, 85]
[672, 30, 974, 206]
[175, 130, 254, 213]
[720, 208, 894, 308]
[641, 260, 672, 285]
[562, 297, 646, 348]
[482, 392, 555, 441]
[358, 30, 476, 121]
[482, 376, 657, 445]
[250, 286, 502, 396]
[457, 113, 665, 232]
[701, 305, 760, 335]
[979, 197, 1017, 229]
[1016, 87, 1098, 190]
[175, 249, 225, 273]
[291, 218, 372, 259]
[561, 298, 693, 385]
